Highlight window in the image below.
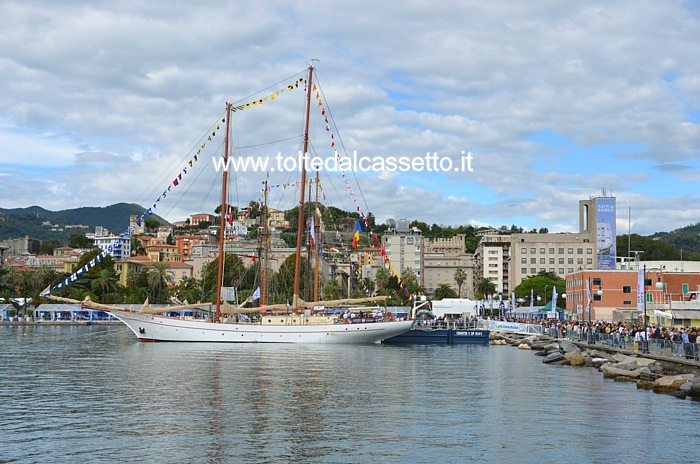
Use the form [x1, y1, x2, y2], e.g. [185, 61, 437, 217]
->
[540, 248, 546, 254]
[592, 277, 601, 286]
[531, 258, 536, 264]
[549, 258, 555, 264]
[623, 286, 631, 293]
[577, 258, 583, 264]
[521, 248, 527, 254]
[587, 258, 593, 265]
[558, 248, 564, 254]
[522, 268, 527, 274]
[682, 283, 689, 294]
[568, 268, 573, 273]
[531, 268, 537, 274]
[549, 248, 555, 254]
[406, 237, 414, 245]
[587, 248, 593, 254]
[623, 300, 632, 305]
[568, 248, 573, 254]
[577, 248, 583, 254]
[559, 258, 564, 264]
[540, 268, 546, 272]
[549, 268, 555, 272]
[559, 268, 564, 274]
[593, 294, 602, 301]
[521, 258, 527, 264]
[530, 248, 536, 254]
[568, 258, 573, 264]
[540, 258, 545, 264]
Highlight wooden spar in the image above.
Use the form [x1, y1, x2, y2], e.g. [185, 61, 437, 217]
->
[292, 65, 314, 310]
[313, 171, 320, 302]
[214, 102, 232, 322]
[260, 176, 269, 306]
[305, 172, 313, 301]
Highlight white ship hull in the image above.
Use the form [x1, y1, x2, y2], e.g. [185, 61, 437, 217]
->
[109, 309, 413, 344]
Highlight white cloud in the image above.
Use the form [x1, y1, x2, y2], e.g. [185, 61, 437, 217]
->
[0, 1, 698, 236]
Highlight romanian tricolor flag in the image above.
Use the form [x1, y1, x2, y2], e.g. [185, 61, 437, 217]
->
[352, 219, 362, 249]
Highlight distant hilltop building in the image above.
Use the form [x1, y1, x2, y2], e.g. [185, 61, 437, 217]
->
[129, 215, 146, 235]
[190, 213, 216, 226]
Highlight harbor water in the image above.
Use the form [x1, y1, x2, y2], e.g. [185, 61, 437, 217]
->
[1, 324, 698, 463]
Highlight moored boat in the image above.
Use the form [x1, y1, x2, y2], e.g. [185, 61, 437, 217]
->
[44, 65, 413, 344]
[382, 320, 490, 345]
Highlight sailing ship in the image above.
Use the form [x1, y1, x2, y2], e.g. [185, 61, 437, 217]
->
[46, 65, 413, 343]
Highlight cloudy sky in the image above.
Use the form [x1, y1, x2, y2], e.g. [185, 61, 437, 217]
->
[1, 1, 699, 236]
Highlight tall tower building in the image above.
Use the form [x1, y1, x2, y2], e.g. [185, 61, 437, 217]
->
[579, 194, 616, 270]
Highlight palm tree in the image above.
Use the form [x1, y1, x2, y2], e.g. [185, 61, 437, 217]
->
[0, 266, 17, 295]
[453, 268, 467, 297]
[148, 262, 174, 303]
[324, 279, 345, 300]
[475, 277, 496, 299]
[17, 270, 36, 316]
[434, 283, 458, 300]
[91, 269, 119, 302]
[374, 268, 390, 293]
[35, 266, 60, 292]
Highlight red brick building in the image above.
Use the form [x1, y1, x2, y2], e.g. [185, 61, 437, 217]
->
[565, 268, 700, 323]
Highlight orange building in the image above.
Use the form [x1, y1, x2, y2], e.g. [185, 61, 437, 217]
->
[175, 235, 207, 259]
[190, 213, 216, 226]
[566, 268, 700, 323]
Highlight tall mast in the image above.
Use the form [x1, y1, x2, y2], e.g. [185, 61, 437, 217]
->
[292, 66, 314, 310]
[261, 176, 269, 306]
[314, 171, 320, 302]
[305, 176, 313, 300]
[214, 102, 232, 322]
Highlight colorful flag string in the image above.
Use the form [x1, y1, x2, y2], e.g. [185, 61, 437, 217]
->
[313, 85, 412, 302]
[45, 76, 312, 296]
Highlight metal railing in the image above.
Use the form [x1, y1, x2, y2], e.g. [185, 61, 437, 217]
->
[560, 329, 699, 361]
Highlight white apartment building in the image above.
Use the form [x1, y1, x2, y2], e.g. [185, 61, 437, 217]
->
[382, 219, 423, 283]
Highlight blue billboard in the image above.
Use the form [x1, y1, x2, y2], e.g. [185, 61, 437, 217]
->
[596, 197, 616, 270]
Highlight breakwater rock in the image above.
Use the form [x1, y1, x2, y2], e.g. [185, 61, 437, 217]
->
[489, 331, 700, 401]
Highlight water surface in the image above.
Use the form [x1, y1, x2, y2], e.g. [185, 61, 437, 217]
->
[0, 325, 697, 463]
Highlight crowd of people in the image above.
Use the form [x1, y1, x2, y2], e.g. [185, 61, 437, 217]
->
[494, 317, 699, 360]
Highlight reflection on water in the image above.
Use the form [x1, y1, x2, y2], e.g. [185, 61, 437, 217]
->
[0, 325, 697, 463]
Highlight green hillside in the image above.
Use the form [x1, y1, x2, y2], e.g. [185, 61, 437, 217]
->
[0, 203, 170, 244]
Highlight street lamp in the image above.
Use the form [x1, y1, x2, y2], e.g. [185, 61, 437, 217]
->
[561, 293, 567, 320]
[643, 264, 664, 342]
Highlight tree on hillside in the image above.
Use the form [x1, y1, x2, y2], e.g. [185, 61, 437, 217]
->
[145, 219, 160, 232]
[40, 240, 60, 255]
[69, 234, 94, 249]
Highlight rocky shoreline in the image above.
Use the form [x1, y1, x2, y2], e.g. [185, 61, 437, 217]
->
[490, 332, 700, 401]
